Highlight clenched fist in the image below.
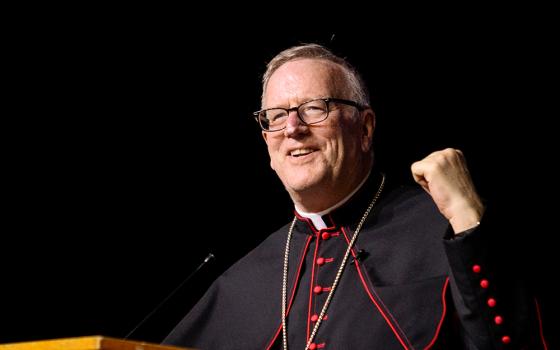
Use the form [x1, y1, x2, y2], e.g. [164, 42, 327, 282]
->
[411, 148, 485, 234]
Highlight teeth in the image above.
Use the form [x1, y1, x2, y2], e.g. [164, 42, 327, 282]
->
[291, 148, 314, 156]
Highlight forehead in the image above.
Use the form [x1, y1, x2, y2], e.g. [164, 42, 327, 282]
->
[264, 59, 346, 107]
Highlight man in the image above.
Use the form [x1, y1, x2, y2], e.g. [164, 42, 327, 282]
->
[164, 44, 546, 349]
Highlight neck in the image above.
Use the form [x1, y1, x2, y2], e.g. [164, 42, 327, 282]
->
[295, 168, 371, 216]
[295, 170, 371, 229]
[292, 162, 373, 213]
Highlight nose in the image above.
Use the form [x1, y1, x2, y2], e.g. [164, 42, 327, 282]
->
[284, 110, 308, 137]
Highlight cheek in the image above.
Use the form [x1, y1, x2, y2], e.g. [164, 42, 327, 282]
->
[267, 139, 281, 156]
[266, 140, 282, 169]
[337, 129, 362, 161]
[327, 130, 348, 156]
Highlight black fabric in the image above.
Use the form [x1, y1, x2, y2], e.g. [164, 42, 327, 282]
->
[163, 173, 546, 349]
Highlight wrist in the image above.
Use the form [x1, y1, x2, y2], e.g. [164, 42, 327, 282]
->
[449, 200, 485, 234]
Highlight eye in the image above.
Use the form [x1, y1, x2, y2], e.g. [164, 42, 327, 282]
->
[267, 109, 288, 123]
[302, 105, 323, 112]
[300, 100, 327, 116]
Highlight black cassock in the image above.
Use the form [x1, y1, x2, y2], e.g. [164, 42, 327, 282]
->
[164, 173, 547, 349]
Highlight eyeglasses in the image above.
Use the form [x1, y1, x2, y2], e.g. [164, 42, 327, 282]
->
[253, 98, 365, 132]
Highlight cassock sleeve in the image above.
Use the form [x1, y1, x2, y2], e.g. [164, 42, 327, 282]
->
[443, 207, 548, 349]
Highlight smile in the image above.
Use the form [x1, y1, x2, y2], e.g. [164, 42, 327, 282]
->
[289, 148, 316, 157]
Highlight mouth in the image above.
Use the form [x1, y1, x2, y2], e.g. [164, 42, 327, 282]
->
[288, 148, 317, 158]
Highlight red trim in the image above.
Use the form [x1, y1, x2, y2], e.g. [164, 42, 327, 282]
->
[341, 227, 411, 350]
[535, 298, 549, 350]
[307, 233, 321, 341]
[265, 235, 313, 350]
[423, 277, 449, 350]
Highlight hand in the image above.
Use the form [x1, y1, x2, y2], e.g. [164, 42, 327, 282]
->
[411, 148, 485, 234]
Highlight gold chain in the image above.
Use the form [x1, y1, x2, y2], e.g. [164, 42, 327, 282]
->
[281, 173, 386, 350]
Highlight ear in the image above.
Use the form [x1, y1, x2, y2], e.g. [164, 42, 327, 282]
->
[361, 108, 376, 153]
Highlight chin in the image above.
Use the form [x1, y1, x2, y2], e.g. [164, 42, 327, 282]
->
[282, 174, 324, 194]
[276, 163, 329, 192]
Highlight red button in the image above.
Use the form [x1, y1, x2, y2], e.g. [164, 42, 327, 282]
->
[316, 257, 325, 265]
[313, 286, 323, 294]
[501, 335, 511, 344]
[321, 232, 331, 240]
[310, 314, 319, 322]
[309, 343, 317, 350]
[487, 298, 496, 307]
[472, 264, 481, 273]
[494, 315, 503, 325]
[480, 279, 489, 288]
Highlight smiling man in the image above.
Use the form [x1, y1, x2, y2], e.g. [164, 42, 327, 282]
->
[164, 44, 547, 350]
[262, 58, 374, 215]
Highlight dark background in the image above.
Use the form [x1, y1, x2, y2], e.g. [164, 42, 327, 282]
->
[3, 7, 556, 347]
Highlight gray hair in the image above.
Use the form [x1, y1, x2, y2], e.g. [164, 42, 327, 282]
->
[261, 44, 370, 108]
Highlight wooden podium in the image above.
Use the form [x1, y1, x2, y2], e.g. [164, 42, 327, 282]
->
[0, 336, 196, 350]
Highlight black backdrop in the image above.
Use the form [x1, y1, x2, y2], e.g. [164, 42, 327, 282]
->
[2, 9, 556, 347]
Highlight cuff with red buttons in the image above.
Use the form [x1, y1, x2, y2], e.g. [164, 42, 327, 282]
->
[443, 214, 514, 347]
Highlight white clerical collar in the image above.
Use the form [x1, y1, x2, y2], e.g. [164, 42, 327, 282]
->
[295, 169, 372, 230]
